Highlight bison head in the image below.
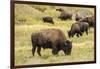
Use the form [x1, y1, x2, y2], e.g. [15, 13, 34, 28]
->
[63, 40, 72, 55]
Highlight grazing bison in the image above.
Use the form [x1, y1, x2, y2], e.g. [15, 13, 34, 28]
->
[31, 29, 72, 56]
[58, 12, 72, 20]
[56, 8, 72, 20]
[56, 8, 64, 12]
[42, 17, 54, 24]
[68, 21, 89, 38]
[79, 16, 95, 27]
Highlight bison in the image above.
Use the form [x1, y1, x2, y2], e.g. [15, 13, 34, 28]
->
[56, 8, 64, 12]
[68, 21, 89, 38]
[79, 16, 95, 27]
[75, 13, 83, 21]
[31, 29, 72, 56]
[56, 8, 72, 20]
[58, 12, 72, 20]
[42, 17, 54, 24]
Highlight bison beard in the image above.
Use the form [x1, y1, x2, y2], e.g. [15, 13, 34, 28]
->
[31, 29, 72, 56]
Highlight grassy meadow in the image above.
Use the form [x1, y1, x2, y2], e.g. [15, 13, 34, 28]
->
[15, 3, 95, 66]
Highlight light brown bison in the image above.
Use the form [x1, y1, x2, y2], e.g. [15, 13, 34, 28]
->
[31, 29, 72, 56]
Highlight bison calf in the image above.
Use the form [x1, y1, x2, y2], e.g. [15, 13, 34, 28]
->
[68, 21, 89, 38]
[31, 29, 72, 56]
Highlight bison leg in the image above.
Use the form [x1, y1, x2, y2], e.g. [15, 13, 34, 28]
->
[51, 21, 54, 24]
[76, 31, 82, 37]
[52, 46, 58, 55]
[79, 31, 82, 36]
[32, 46, 36, 56]
[86, 29, 88, 35]
[72, 33, 75, 37]
[76, 33, 79, 37]
[37, 47, 41, 56]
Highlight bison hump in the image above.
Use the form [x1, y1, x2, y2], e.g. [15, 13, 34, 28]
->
[40, 29, 66, 42]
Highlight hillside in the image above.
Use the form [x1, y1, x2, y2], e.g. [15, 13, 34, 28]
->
[15, 4, 94, 25]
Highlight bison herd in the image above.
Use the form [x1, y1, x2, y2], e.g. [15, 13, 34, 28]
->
[31, 8, 95, 56]
[42, 8, 95, 27]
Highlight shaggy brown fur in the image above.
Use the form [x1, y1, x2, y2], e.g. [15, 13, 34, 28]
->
[31, 29, 72, 56]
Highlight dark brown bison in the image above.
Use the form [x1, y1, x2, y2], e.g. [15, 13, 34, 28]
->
[75, 13, 83, 21]
[79, 16, 95, 27]
[56, 8, 72, 20]
[68, 21, 89, 38]
[42, 17, 54, 24]
[58, 12, 72, 20]
[31, 29, 72, 56]
[56, 8, 64, 12]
